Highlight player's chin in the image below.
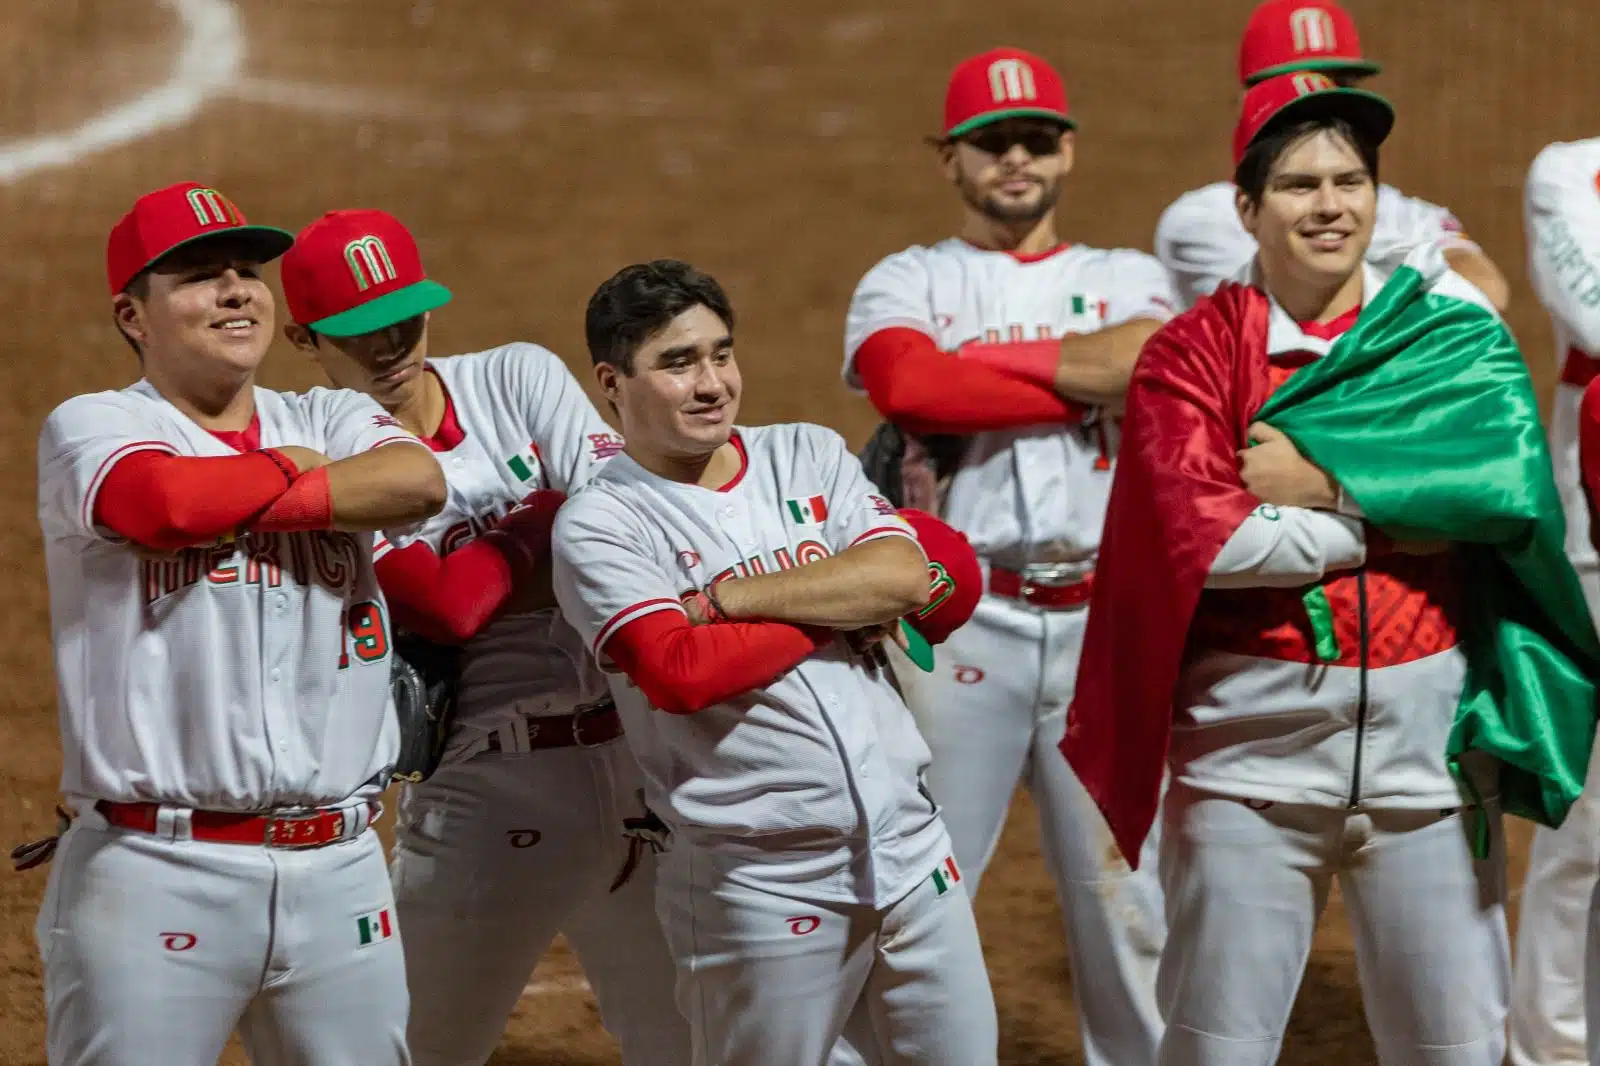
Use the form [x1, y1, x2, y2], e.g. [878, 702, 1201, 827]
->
[198, 331, 271, 373]
[677, 409, 734, 446]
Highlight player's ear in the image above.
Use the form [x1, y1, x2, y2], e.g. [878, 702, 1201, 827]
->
[1235, 187, 1259, 237]
[112, 292, 145, 349]
[593, 361, 620, 404]
[936, 140, 960, 185]
[283, 323, 316, 354]
[1057, 129, 1076, 173]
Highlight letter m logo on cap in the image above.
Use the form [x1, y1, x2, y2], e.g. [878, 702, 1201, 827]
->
[186, 187, 239, 227]
[987, 58, 1037, 104]
[1289, 7, 1338, 53]
[344, 236, 397, 292]
[1291, 72, 1336, 96]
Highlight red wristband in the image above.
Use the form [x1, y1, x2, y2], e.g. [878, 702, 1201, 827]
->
[251, 467, 334, 532]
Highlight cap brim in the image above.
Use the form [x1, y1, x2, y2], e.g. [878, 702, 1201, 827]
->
[1258, 87, 1395, 153]
[898, 619, 936, 673]
[1245, 58, 1382, 86]
[130, 225, 296, 290]
[310, 279, 454, 337]
[945, 108, 1077, 139]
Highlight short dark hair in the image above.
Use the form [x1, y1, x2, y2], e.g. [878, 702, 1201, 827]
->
[1233, 116, 1381, 205]
[584, 259, 734, 374]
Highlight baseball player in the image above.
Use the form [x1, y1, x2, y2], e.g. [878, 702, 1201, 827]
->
[1508, 136, 1600, 1066]
[1153, 0, 1509, 314]
[552, 258, 998, 1066]
[1063, 74, 1600, 1066]
[279, 209, 690, 1066]
[27, 182, 447, 1065]
[842, 47, 1176, 1066]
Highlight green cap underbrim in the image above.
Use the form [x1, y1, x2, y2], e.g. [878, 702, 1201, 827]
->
[1245, 57, 1381, 86]
[131, 225, 295, 290]
[899, 619, 936, 673]
[946, 107, 1077, 139]
[1258, 86, 1395, 152]
[310, 279, 454, 337]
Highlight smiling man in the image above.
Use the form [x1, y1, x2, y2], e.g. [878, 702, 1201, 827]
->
[552, 259, 997, 1066]
[1064, 73, 1600, 1066]
[841, 45, 1176, 1066]
[28, 182, 446, 1066]
[280, 209, 690, 1066]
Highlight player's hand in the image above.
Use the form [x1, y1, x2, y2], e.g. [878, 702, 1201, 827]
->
[841, 621, 904, 656]
[1238, 423, 1338, 510]
[272, 446, 332, 474]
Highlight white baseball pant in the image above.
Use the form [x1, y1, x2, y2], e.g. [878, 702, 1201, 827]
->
[36, 802, 408, 1066]
[389, 736, 689, 1066]
[891, 592, 1165, 1066]
[654, 841, 998, 1066]
[1510, 563, 1600, 1066]
[1156, 782, 1510, 1066]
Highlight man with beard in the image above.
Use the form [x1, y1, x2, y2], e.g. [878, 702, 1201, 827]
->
[841, 46, 1177, 1066]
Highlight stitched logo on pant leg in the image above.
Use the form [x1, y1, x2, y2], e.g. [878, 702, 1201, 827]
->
[931, 856, 961, 896]
[356, 908, 394, 947]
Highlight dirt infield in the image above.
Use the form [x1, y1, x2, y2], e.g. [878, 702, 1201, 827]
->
[1, 1, 1593, 1062]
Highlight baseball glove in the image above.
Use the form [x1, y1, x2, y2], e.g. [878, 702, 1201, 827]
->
[390, 632, 464, 784]
[858, 423, 967, 512]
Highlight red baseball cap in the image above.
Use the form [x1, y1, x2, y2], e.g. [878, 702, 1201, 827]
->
[1238, 0, 1379, 87]
[106, 181, 293, 295]
[1233, 71, 1393, 166]
[280, 209, 452, 337]
[896, 509, 982, 672]
[942, 47, 1074, 139]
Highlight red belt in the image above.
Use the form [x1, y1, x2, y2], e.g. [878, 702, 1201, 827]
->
[96, 800, 371, 849]
[989, 566, 1094, 610]
[485, 699, 623, 753]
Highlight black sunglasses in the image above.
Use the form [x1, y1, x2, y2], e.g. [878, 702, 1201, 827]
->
[959, 125, 1064, 158]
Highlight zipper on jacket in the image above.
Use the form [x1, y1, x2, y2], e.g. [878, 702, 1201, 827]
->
[1347, 570, 1370, 808]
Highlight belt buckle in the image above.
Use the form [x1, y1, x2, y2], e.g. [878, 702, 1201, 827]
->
[1018, 563, 1082, 589]
[570, 698, 616, 749]
[264, 810, 335, 850]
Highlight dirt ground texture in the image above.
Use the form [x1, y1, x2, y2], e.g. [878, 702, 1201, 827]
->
[1, 0, 1596, 1063]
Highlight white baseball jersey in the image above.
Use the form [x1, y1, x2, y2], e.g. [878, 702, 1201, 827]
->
[1155, 181, 1481, 311]
[374, 343, 623, 747]
[551, 423, 948, 907]
[842, 240, 1176, 566]
[1526, 139, 1600, 573]
[37, 380, 428, 811]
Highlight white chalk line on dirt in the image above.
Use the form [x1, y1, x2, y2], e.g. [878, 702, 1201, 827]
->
[522, 974, 594, 999]
[0, 0, 244, 184]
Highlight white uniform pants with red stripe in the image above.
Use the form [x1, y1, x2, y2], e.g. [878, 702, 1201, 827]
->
[1156, 782, 1510, 1066]
[889, 593, 1166, 1066]
[389, 738, 690, 1066]
[1510, 564, 1600, 1066]
[655, 843, 997, 1066]
[36, 803, 408, 1066]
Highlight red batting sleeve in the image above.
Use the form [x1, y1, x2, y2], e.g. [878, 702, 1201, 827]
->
[603, 610, 827, 715]
[375, 538, 517, 645]
[93, 449, 294, 551]
[854, 327, 1083, 435]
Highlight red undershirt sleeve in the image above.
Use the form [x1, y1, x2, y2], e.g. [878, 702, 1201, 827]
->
[854, 327, 1084, 435]
[375, 538, 517, 645]
[603, 610, 827, 715]
[93, 449, 295, 551]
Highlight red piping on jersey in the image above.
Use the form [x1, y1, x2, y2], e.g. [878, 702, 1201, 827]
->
[1296, 304, 1362, 341]
[376, 537, 516, 644]
[716, 433, 749, 493]
[852, 526, 915, 546]
[208, 414, 262, 452]
[604, 608, 827, 715]
[854, 327, 1085, 435]
[94, 448, 300, 551]
[418, 367, 467, 453]
[959, 238, 1074, 264]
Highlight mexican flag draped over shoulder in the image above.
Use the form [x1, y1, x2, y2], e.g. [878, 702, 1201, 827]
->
[1061, 242, 1600, 868]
